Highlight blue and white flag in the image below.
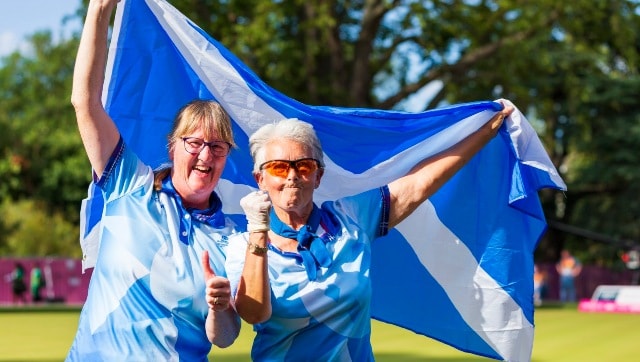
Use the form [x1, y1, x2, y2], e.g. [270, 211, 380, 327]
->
[79, 0, 566, 360]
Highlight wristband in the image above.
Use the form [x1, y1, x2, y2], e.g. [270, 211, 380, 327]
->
[247, 223, 270, 233]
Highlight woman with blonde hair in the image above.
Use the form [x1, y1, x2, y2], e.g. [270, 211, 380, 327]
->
[66, 1, 240, 360]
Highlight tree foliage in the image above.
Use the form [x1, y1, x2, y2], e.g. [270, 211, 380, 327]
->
[0, 199, 81, 257]
[0, 32, 87, 256]
[0, 32, 88, 210]
[2, 0, 639, 263]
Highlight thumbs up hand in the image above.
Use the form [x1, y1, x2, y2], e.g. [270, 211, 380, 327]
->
[202, 250, 232, 311]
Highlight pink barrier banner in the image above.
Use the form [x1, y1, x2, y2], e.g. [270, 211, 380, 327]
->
[1, 257, 92, 306]
[578, 300, 640, 313]
[578, 285, 640, 314]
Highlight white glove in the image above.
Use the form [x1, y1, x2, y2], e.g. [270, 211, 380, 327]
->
[240, 190, 271, 233]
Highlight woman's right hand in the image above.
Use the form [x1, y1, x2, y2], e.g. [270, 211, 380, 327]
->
[241, 190, 272, 233]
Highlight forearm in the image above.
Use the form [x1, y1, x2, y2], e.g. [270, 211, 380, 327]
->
[72, 0, 121, 175]
[205, 306, 240, 348]
[415, 115, 501, 189]
[388, 111, 505, 228]
[72, 0, 114, 107]
[235, 232, 271, 324]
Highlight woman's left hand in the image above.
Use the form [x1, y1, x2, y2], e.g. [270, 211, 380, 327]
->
[491, 98, 515, 131]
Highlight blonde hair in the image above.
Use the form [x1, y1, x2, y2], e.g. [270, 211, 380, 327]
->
[153, 100, 235, 190]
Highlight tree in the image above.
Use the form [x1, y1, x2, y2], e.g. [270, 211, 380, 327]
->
[0, 32, 88, 223]
[559, 75, 640, 265]
[0, 199, 81, 257]
[0, 32, 88, 255]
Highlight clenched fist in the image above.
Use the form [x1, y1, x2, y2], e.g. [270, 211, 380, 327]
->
[241, 190, 272, 233]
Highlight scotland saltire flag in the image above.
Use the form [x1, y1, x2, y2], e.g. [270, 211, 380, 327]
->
[78, 0, 566, 360]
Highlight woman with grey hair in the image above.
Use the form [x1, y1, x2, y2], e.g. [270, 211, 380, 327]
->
[226, 103, 513, 361]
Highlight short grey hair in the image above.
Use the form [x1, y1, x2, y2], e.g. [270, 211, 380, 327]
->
[249, 118, 325, 173]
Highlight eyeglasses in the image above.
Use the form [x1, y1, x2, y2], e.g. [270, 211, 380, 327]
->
[182, 137, 231, 157]
[259, 158, 321, 178]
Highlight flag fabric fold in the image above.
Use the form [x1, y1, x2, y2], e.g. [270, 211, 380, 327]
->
[79, 0, 567, 360]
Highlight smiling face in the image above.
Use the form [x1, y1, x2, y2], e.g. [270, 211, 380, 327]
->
[164, 100, 234, 210]
[169, 129, 228, 209]
[256, 139, 323, 224]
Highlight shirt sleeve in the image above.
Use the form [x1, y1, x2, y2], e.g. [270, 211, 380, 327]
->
[323, 185, 391, 242]
[95, 138, 154, 203]
[225, 233, 250, 298]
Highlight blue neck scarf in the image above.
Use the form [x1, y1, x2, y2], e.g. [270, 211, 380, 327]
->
[160, 176, 226, 244]
[269, 205, 333, 281]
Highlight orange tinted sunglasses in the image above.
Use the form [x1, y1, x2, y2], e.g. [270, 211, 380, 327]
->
[259, 158, 321, 178]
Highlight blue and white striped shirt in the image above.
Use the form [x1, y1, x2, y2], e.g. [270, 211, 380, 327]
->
[226, 186, 390, 361]
[67, 140, 237, 361]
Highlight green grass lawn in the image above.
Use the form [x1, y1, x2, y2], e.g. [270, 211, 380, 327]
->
[1, 304, 639, 361]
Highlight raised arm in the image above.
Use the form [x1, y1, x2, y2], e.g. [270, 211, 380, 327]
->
[234, 191, 272, 324]
[387, 101, 514, 228]
[71, 0, 121, 176]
